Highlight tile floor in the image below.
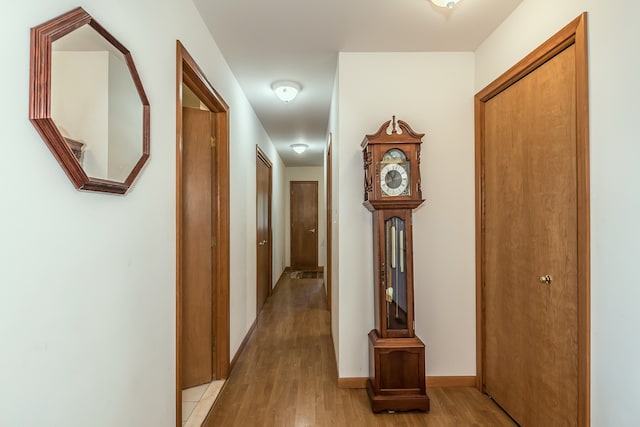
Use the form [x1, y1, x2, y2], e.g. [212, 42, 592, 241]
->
[182, 380, 225, 427]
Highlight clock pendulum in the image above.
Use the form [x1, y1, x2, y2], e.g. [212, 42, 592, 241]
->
[361, 116, 430, 413]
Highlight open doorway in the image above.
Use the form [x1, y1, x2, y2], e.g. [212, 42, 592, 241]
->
[176, 41, 230, 427]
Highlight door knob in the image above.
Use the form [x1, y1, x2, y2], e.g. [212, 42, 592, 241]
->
[538, 275, 552, 285]
[258, 240, 267, 246]
[309, 228, 315, 233]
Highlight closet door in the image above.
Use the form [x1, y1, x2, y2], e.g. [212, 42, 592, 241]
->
[182, 107, 214, 388]
[482, 44, 580, 426]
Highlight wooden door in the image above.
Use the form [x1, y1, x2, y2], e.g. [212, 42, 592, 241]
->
[478, 15, 590, 426]
[182, 107, 214, 388]
[256, 147, 272, 313]
[290, 181, 318, 269]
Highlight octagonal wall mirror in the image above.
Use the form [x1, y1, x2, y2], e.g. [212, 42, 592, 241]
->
[30, 7, 150, 194]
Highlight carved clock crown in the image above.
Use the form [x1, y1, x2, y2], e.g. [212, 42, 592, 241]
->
[361, 116, 425, 146]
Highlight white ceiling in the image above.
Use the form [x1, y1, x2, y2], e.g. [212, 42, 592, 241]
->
[192, 0, 522, 167]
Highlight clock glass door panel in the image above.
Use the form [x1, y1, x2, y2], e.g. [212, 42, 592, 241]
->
[385, 217, 407, 330]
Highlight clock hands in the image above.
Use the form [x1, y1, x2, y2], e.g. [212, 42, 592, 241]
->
[385, 170, 402, 189]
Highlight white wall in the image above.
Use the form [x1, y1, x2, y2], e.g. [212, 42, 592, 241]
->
[0, 1, 284, 426]
[476, 1, 640, 425]
[284, 167, 326, 268]
[334, 52, 475, 377]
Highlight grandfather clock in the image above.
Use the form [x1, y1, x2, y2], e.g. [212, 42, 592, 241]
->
[362, 117, 430, 412]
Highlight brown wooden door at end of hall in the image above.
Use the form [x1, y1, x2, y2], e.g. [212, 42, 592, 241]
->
[182, 107, 215, 388]
[290, 181, 318, 269]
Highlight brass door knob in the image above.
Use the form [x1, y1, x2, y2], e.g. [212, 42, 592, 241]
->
[538, 275, 552, 285]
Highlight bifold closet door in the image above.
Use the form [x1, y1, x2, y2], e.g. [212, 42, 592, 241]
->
[483, 45, 579, 426]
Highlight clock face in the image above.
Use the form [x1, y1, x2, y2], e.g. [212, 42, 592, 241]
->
[380, 149, 410, 197]
[380, 163, 409, 196]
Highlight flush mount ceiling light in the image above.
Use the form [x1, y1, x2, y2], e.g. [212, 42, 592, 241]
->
[272, 81, 301, 103]
[430, 0, 460, 8]
[291, 143, 308, 154]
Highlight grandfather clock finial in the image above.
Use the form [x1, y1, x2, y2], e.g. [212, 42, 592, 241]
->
[391, 115, 397, 134]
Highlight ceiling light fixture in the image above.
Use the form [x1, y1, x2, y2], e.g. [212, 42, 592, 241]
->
[430, 0, 460, 8]
[272, 81, 301, 103]
[291, 143, 308, 154]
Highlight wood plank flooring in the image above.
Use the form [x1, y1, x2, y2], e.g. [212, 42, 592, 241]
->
[204, 274, 515, 426]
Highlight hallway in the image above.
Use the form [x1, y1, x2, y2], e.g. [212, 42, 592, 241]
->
[203, 274, 515, 426]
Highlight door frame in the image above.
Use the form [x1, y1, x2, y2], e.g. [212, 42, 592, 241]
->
[176, 41, 230, 427]
[256, 145, 273, 312]
[475, 13, 590, 426]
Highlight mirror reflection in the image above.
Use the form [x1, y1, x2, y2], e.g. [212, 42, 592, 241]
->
[51, 24, 143, 183]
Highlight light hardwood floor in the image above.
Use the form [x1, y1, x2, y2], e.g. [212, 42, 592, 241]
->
[204, 274, 515, 426]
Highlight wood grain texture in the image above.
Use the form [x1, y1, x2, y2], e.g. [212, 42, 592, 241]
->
[426, 376, 476, 388]
[339, 376, 476, 389]
[484, 46, 579, 424]
[290, 181, 318, 269]
[475, 13, 590, 427]
[361, 118, 425, 210]
[181, 107, 214, 388]
[368, 330, 429, 413]
[204, 275, 515, 426]
[574, 15, 591, 427]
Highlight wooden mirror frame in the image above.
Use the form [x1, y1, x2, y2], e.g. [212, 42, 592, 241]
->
[29, 7, 150, 194]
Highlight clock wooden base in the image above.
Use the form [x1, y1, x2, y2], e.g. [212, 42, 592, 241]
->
[367, 329, 430, 413]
